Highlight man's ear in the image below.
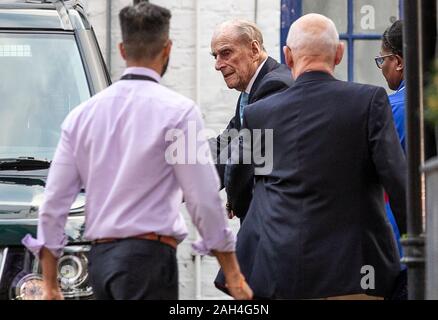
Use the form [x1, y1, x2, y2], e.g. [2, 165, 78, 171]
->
[283, 45, 294, 69]
[251, 40, 262, 61]
[119, 42, 127, 61]
[163, 39, 172, 60]
[334, 42, 344, 66]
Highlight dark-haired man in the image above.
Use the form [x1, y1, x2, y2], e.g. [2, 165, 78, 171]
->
[23, 2, 252, 300]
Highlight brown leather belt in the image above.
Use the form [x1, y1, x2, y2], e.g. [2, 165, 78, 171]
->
[91, 233, 177, 250]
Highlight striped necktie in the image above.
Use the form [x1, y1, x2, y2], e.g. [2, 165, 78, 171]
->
[239, 92, 249, 125]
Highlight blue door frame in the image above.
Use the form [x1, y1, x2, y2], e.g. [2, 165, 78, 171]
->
[280, 0, 404, 81]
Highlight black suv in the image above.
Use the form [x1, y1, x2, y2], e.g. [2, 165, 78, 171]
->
[0, 0, 110, 299]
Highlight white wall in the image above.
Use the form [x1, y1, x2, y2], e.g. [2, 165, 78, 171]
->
[85, 0, 281, 299]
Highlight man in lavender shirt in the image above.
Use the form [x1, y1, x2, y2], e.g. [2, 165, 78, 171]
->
[22, 2, 252, 300]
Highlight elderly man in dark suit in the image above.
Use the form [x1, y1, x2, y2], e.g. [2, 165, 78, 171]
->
[210, 20, 294, 220]
[216, 13, 406, 299]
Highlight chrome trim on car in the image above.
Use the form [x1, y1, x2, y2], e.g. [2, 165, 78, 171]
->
[0, 247, 8, 284]
[0, 215, 84, 224]
[53, 0, 73, 30]
[62, 286, 93, 299]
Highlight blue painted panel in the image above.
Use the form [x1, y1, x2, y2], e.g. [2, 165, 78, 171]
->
[280, 0, 301, 63]
[280, 0, 401, 80]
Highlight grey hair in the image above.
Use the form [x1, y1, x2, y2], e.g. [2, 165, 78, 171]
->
[286, 13, 339, 58]
[216, 19, 266, 51]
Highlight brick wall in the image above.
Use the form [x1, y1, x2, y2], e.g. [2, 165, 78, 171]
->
[85, 0, 281, 299]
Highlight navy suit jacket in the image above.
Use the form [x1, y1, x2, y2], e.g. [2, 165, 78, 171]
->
[216, 71, 407, 299]
[211, 56, 294, 218]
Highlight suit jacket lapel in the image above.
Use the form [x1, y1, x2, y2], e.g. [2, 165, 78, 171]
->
[248, 56, 280, 103]
[235, 56, 280, 129]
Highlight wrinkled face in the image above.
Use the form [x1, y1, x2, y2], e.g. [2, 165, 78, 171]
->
[211, 32, 257, 92]
[380, 46, 403, 91]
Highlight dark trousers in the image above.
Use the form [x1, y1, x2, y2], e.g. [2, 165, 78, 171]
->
[87, 238, 178, 300]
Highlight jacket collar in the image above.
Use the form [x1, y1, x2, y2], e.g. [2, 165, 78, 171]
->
[245, 57, 268, 94]
[294, 70, 336, 84]
[396, 80, 405, 93]
[249, 56, 280, 99]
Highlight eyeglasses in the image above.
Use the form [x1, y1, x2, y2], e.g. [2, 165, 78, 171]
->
[374, 54, 395, 69]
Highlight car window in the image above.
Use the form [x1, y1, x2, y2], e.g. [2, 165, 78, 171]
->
[0, 33, 90, 160]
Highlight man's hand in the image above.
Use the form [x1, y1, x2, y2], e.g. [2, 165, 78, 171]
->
[40, 247, 63, 300]
[42, 286, 64, 300]
[226, 202, 235, 219]
[225, 272, 253, 300]
[212, 251, 253, 300]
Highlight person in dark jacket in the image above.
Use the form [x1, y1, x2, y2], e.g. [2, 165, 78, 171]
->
[210, 19, 294, 220]
[216, 13, 407, 299]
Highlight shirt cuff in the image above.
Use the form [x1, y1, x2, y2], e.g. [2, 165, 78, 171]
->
[21, 234, 67, 259]
[192, 228, 236, 256]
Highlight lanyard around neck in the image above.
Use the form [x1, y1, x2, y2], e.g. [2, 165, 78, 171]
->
[120, 74, 158, 83]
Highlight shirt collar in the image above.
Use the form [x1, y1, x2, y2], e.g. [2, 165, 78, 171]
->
[396, 80, 405, 93]
[122, 67, 161, 83]
[244, 58, 268, 94]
